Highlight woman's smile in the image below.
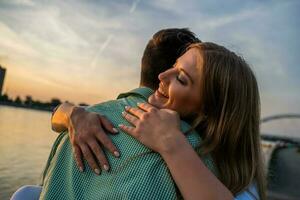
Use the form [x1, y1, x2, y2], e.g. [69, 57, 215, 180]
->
[157, 84, 169, 98]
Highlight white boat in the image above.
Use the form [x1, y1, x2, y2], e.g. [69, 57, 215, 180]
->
[261, 114, 300, 200]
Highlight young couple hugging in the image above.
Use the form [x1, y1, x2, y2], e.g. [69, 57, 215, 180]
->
[11, 28, 265, 200]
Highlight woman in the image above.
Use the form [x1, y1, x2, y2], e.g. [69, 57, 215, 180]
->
[119, 42, 266, 199]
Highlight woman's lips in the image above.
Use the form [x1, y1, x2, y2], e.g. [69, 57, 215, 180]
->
[156, 88, 169, 98]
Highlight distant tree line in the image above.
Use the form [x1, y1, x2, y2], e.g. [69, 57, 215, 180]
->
[0, 93, 88, 111]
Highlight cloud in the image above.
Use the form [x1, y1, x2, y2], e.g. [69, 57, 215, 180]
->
[0, 22, 41, 58]
[130, 0, 141, 13]
[4, 0, 36, 7]
[200, 8, 263, 29]
[90, 34, 114, 69]
[0, 0, 299, 112]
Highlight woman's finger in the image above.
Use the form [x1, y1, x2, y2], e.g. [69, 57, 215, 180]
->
[122, 111, 139, 126]
[161, 109, 180, 117]
[73, 144, 84, 172]
[79, 143, 101, 175]
[98, 115, 118, 134]
[94, 131, 120, 158]
[137, 102, 157, 112]
[118, 124, 137, 138]
[87, 140, 110, 171]
[125, 106, 145, 118]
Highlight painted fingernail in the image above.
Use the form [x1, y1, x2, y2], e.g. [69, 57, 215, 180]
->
[122, 111, 126, 116]
[79, 167, 83, 172]
[103, 164, 109, 171]
[137, 102, 141, 105]
[118, 124, 124, 128]
[125, 106, 130, 110]
[114, 151, 120, 157]
[94, 168, 100, 175]
[112, 128, 118, 133]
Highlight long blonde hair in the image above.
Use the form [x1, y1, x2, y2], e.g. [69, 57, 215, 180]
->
[189, 42, 266, 200]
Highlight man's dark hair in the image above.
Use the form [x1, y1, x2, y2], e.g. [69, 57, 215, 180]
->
[140, 28, 201, 89]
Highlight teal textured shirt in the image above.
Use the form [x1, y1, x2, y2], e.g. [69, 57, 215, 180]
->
[39, 87, 216, 200]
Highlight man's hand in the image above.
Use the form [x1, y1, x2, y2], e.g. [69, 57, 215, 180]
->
[52, 103, 120, 175]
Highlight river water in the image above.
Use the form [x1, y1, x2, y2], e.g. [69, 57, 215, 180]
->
[0, 106, 57, 200]
[0, 105, 299, 199]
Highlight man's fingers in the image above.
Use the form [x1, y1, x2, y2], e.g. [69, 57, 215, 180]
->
[118, 124, 137, 138]
[73, 145, 84, 172]
[70, 128, 84, 172]
[137, 102, 157, 112]
[122, 111, 139, 126]
[87, 140, 110, 171]
[98, 115, 118, 134]
[79, 143, 101, 175]
[95, 133, 120, 158]
[125, 106, 145, 118]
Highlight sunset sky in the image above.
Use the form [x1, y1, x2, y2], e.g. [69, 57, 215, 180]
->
[0, 0, 299, 119]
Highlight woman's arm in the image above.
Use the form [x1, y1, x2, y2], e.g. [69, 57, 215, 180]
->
[160, 133, 233, 200]
[120, 103, 234, 200]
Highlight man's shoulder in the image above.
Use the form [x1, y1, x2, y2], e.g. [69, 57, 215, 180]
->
[85, 96, 146, 114]
[85, 87, 153, 113]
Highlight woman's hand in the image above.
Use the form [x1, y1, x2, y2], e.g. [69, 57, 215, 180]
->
[119, 102, 186, 154]
[52, 103, 120, 175]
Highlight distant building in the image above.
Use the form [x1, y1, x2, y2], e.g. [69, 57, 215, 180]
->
[0, 65, 6, 95]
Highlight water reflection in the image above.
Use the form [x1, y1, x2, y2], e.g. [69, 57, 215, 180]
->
[0, 106, 57, 200]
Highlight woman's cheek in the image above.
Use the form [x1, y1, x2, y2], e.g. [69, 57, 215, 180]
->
[179, 91, 198, 113]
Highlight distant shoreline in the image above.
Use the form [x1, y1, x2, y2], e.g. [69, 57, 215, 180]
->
[0, 102, 52, 112]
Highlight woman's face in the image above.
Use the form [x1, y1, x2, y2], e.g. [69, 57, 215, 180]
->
[148, 47, 204, 117]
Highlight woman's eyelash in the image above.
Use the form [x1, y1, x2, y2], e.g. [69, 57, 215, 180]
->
[176, 75, 185, 84]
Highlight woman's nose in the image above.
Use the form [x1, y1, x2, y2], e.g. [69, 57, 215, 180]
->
[158, 68, 173, 82]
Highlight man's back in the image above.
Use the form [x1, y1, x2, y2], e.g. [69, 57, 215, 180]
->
[40, 87, 215, 199]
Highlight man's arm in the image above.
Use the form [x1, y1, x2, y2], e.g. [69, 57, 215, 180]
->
[50, 102, 120, 174]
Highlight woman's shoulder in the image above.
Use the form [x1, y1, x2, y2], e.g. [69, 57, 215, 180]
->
[235, 183, 259, 200]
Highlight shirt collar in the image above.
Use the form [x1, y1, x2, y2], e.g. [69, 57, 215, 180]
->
[117, 87, 154, 101]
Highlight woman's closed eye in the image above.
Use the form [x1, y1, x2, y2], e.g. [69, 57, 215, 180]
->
[176, 74, 187, 85]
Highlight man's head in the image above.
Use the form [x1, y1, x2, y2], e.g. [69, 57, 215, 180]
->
[140, 28, 200, 89]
